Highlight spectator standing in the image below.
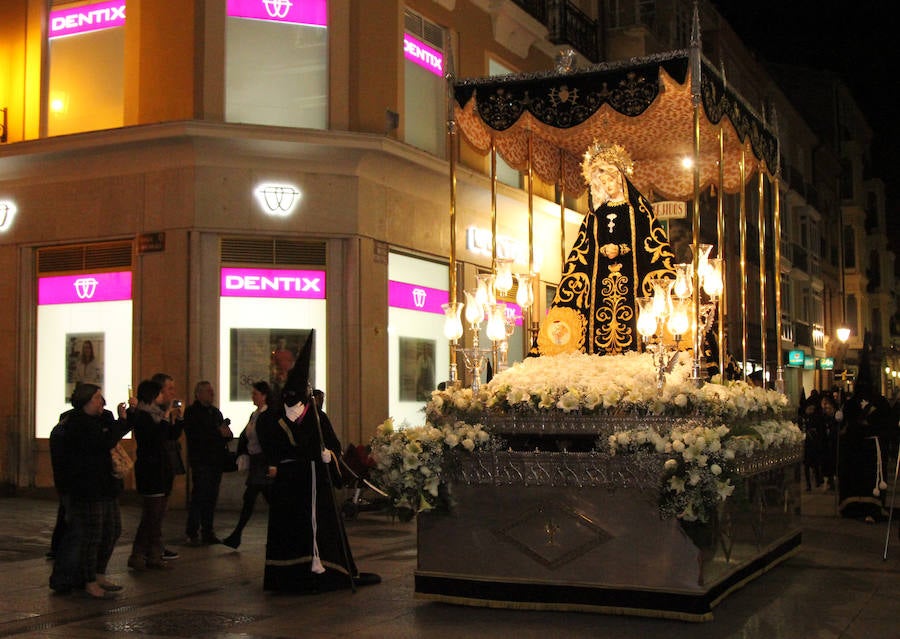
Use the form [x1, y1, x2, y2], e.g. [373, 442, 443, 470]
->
[223, 381, 272, 549]
[128, 379, 184, 570]
[49, 383, 129, 598]
[183, 381, 232, 545]
[150, 372, 185, 561]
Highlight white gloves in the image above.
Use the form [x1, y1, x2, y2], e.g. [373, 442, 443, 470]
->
[321, 449, 333, 464]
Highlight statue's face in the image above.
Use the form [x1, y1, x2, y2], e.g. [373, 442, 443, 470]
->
[588, 161, 625, 204]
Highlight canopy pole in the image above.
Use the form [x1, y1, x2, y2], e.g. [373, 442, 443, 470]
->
[717, 127, 727, 382]
[773, 175, 784, 393]
[559, 151, 566, 274]
[446, 50, 459, 385]
[527, 128, 537, 349]
[690, 0, 703, 385]
[758, 168, 767, 385]
[740, 150, 748, 382]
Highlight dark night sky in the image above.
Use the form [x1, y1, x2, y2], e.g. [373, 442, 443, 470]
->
[714, 1, 900, 247]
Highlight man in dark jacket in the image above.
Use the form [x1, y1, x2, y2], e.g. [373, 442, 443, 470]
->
[183, 381, 232, 545]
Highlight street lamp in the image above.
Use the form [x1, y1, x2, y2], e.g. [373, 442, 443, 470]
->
[836, 326, 851, 343]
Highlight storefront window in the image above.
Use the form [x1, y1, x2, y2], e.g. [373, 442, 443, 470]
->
[35, 270, 133, 437]
[218, 266, 327, 421]
[388, 253, 450, 426]
[47, 1, 125, 136]
[225, 0, 328, 129]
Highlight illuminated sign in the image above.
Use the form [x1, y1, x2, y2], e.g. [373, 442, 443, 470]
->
[227, 0, 327, 26]
[404, 34, 443, 76]
[787, 349, 805, 367]
[820, 357, 834, 370]
[389, 280, 523, 325]
[389, 281, 447, 315]
[804, 356, 815, 370]
[38, 271, 132, 305]
[220, 267, 326, 299]
[254, 183, 302, 216]
[0, 200, 16, 232]
[49, 1, 126, 39]
[466, 226, 540, 269]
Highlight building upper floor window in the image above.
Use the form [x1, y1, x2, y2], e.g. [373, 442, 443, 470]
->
[47, 1, 126, 136]
[225, 0, 328, 129]
[403, 8, 446, 157]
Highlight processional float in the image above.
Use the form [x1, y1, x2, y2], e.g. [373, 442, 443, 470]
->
[417, 9, 800, 622]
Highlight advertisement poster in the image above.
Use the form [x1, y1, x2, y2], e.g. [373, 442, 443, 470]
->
[229, 328, 314, 401]
[65, 332, 105, 400]
[399, 337, 435, 401]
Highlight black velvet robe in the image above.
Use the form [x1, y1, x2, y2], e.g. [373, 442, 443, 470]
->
[256, 403, 356, 592]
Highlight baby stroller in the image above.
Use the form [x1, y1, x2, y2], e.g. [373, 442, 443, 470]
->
[340, 443, 390, 519]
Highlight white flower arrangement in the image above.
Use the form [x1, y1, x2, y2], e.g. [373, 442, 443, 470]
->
[605, 419, 803, 522]
[375, 352, 800, 523]
[369, 417, 493, 517]
[426, 352, 790, 424]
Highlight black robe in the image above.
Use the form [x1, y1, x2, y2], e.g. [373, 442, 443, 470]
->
[256, 403, 356, 592]
[540, 179, 675, 355]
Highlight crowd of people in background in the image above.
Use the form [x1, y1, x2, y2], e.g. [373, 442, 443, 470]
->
[48, 352, 379, 598]
[799, 383, 900, 524]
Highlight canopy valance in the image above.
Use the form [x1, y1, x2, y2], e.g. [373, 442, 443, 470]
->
[453, 51, 778, 200]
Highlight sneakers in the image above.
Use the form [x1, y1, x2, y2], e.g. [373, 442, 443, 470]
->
[185, 535, 200, 546]
[162, 548, 180, 560]
[222, 534, 241, 549]
[127, 555, 146, 571]
[201, 534, 222, 545]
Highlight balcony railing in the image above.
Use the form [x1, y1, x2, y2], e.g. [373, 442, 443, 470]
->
[511, 0, 601, 63]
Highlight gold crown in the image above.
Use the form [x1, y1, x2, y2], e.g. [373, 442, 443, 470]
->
[581, 141, 634, 182]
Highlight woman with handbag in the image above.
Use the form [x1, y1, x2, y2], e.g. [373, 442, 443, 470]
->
[223, 381, 272, 549]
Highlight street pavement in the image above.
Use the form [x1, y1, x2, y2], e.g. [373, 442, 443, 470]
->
[0, 488, 898, 638]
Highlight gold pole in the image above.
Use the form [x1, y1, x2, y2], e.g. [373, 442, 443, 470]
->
[559, 151, 566, 271]
[739, 150, 748, 382]
[490, 138, 499, 375]
[717, 127, 726, 382]
[446, 57, 459, 384]
[490, 138, 498, 268]
[527, 129, 537, 350]
[758, 169, 767, 384]
[773, 175, 784, 393]
[689, 1, 703, 384]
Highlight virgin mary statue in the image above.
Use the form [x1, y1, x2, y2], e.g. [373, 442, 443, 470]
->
[538, 142, 676, 356]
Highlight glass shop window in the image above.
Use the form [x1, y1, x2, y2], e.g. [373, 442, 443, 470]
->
[403, 8, 446, 157]
[226, 1, 328, 129]
[47, 1, 126, 136]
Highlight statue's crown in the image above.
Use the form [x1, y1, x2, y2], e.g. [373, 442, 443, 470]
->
[581, 141, 634, 181]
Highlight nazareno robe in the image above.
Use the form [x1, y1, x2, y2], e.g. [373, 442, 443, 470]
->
[540, 178, 676, 356]
[256, 402, 356, 592]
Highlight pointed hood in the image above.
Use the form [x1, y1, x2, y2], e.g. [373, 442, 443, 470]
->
[282, 332, 313, 407]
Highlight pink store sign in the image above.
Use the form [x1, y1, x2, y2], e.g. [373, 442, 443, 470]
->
[220, 268, 326, 299]
[404, 34, 443, 76]
[388, 281, 447, 315]
[38, 271, 132, 305]
[49, 1, 126, 39]
[227, 0, 327, 27]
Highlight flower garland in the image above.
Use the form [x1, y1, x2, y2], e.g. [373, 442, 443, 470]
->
[373, 353, 800, 523]
[605, 419, 803, 522]
[426, 351, 790, 425]
[369, 418, 493, 517]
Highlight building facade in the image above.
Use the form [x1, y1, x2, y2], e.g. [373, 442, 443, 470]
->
[0, 0, 893, 497]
